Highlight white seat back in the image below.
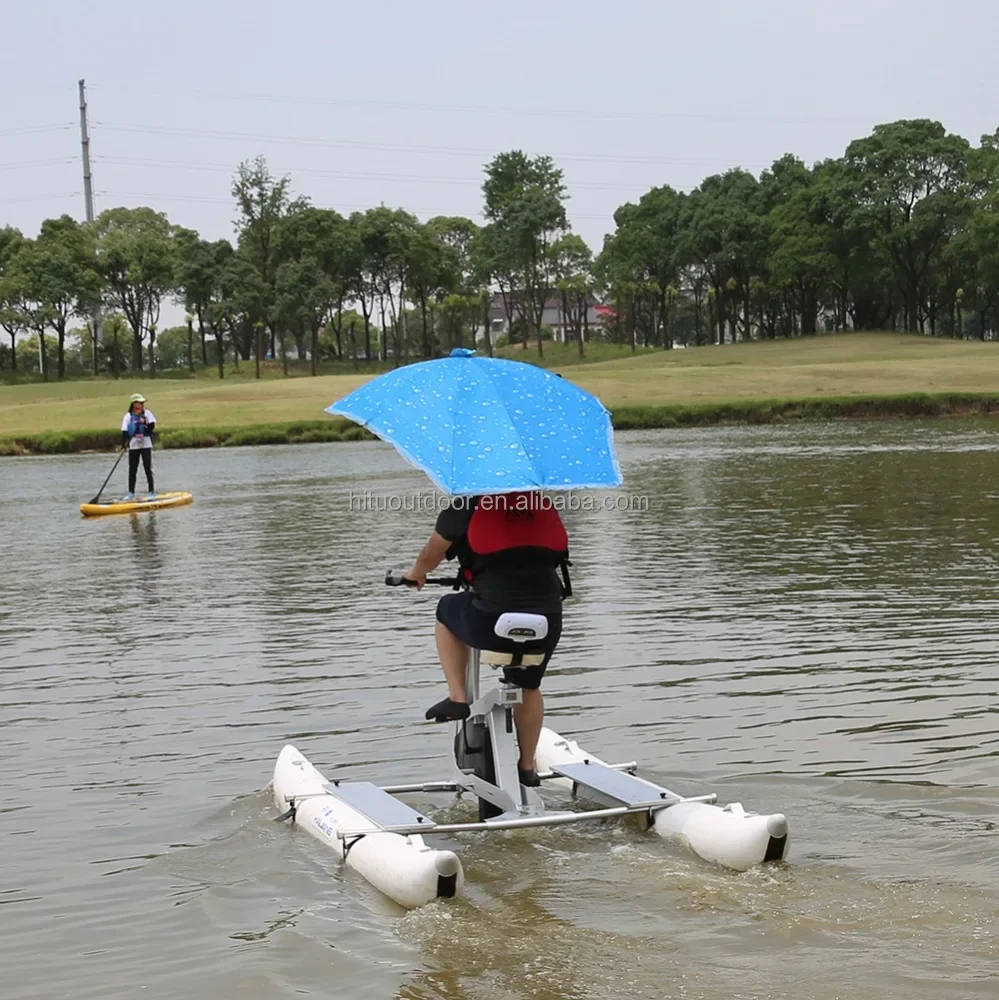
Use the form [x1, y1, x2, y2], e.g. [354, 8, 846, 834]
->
[493, 612, 548, 643]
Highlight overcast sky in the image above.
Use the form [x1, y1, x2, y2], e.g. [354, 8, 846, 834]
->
[4, 0, 998, 257]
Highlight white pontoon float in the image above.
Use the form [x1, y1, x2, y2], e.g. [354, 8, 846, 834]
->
[273, 575, 789, 910]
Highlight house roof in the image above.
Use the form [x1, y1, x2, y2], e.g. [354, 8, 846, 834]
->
[488, 291, 607, 321]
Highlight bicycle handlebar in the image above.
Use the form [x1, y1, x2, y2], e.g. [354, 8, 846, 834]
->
[385, 570, 459, 588]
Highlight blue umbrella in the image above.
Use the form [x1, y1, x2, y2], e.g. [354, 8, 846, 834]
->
[327, 348, 622, 495]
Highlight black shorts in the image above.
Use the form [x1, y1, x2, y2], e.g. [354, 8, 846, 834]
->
[436, 591, 562, 690]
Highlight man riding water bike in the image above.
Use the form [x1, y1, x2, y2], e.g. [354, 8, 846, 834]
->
[403, 491, 570, 787]
[120, 393, 156, 499]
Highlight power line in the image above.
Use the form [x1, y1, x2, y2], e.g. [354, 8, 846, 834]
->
[0, 192, 80, 205]
[0, 158, 75, 172]
[97, 190, 236, 205]
[86, 83, 870, 127]
[92, 121, 764, 167]
[0, 124, 75, 137]
[11, 86, 79, 97]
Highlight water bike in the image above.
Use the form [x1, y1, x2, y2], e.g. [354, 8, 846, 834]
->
[272, 573, 790, 910]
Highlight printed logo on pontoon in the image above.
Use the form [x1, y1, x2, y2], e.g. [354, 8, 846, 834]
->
[314, 807, 336, 838]
[509, 627, 537, 637]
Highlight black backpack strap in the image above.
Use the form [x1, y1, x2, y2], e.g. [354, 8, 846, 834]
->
[559, 557, 572, 599]
[448, 538, 472, 590]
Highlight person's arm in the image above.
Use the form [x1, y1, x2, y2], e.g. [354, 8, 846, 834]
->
[121, 414, 130, 449]
[403, 500, 474, 588]
[146, 412, 156, 442]
[403, 532, 452, 589]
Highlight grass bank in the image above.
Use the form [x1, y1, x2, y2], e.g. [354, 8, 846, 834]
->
[3, 392, 998, 456]
[2, 333, 998, 455]
[609, 392, 999, 429]
[0, 419, 373, 456]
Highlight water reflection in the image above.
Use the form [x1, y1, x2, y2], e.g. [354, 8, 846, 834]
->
[128, 512, 161, 573]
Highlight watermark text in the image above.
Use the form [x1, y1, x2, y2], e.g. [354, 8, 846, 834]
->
[346, 490, 650, 514]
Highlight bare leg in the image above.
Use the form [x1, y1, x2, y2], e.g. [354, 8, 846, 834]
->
[435, 619, 469, 702]
[513, 688, 544, 771]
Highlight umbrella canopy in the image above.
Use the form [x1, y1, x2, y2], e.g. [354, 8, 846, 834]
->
[327, 348, 622, 495]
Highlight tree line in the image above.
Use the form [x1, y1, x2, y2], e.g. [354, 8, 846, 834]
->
[602, 118, 999, 348]
[0, 150, 580, 380]
[2, 118, 998, 381]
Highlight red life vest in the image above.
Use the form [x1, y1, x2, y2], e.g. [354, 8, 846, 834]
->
[460, 492, 571, 595]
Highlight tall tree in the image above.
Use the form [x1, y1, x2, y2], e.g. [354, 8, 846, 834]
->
[845, 120, 971, 332]
[805, 158, 892, 332]
[231, 156, 309, 362]
[678, 176, 732, 345]
[762, 157, 830, 337]
[222, 256, 268, 373]
[272, 207, 347, 375]
[0, 227, 26, 371]
[357, 206, 419, 362]
[94, 207, 177, 375]
[597, 186, 682, 348]
[551, 233, 593, 355]
[11, 216, 103, 379]
[965, 189, 999, 339]
[406, 222, 454, 358]
[427, 216, 479, 351]
[175, 231, 243, 377]
[347, 212, 378, 361]
[477, 222, 522, 348]
[468, 225, 498, 356]
[482, 151, 569, 357]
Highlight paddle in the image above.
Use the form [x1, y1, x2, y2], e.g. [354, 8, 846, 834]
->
[385, 571, 458, 588]
[89, 446, 127, 505]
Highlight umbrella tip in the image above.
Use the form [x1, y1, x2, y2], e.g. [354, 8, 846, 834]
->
[449, 348, 476, 359]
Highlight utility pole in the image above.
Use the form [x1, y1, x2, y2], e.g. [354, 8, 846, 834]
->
[78, 78, 102, 372]
[78, 79, 95, 223]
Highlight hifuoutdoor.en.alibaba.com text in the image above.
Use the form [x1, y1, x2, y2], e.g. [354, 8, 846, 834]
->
[346, 490, 650, 514]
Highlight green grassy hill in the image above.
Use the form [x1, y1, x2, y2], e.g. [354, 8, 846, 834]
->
[2, 332, 997, 454]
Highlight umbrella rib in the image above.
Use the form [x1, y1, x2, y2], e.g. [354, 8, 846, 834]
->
[482, 359, 541, 489]
[446, 360, 462, 494]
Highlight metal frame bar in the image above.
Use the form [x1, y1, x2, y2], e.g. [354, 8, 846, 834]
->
[335, 794, 719, 839]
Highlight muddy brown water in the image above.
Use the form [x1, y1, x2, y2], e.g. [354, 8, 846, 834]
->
[1, 422, 997, 999]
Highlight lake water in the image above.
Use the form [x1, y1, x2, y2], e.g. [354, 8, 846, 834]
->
[2, 422, 997, 999]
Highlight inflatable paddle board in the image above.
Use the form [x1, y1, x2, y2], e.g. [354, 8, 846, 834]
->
[80, 491, 193, 517]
